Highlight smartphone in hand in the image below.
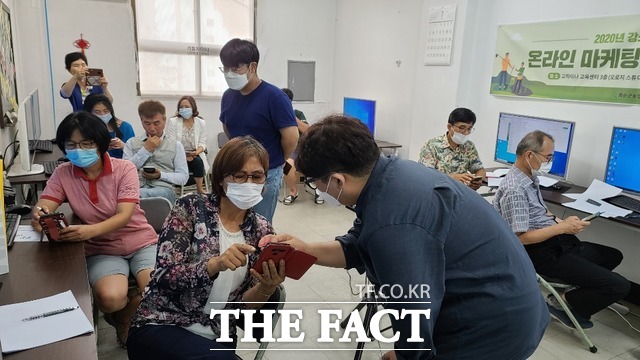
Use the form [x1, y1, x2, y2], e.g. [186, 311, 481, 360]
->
[582, 212, 603, 221]
[38, 212, 68, 241]
[143, 166, 156, 173]
[86, 68, 103, 86]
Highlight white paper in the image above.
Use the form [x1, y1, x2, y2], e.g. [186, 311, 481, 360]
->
[564, 179, 622, 200]
[0, 290, 93, 353]
[537, 175, 559, 188]
[14, 225, 45, 242]
[487, 168, 510, 178]
[487, 177, 504, 187]
[562, 199, 632, 218]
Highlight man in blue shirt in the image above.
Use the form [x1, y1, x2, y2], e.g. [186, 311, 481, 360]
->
[219, 39, 298, 223]
[265, 115, 549, 360]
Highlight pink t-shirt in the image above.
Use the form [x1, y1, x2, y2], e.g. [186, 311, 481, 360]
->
[41, 154, 157, 257]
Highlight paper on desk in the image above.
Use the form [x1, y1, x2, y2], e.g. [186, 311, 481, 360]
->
[562, 198, 631, 218]
[563, 179, 622, 200]
[14, 225, 45, 242]
[487, 177, 504, 187]
[537, 176, 559, 188]
[487, 168, 510, 178]
[0, 290, 93, 353]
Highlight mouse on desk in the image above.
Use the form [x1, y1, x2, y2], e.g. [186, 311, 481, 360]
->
[58, 156, 69, 162]
[552, 183, 564, 190]
[6, 204, 32, 216]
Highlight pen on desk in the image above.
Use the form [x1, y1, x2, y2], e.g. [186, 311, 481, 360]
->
[586, 198, 601, 206]
[22, 306, 79, 321]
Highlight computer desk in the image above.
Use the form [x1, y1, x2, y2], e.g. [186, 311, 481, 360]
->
[7, 146, 64, 187]
[0, 206, 98, 360]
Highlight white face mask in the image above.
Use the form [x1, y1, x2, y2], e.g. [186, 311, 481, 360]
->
[224, 71, 249, 91]
[451, 131, 470, 145]
[225, 182, 264, 210]
[528, 153, 553, 177]
[318, 177, 343, 207]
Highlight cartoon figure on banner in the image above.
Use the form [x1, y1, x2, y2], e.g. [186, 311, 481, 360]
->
[73, 33, 91, 54]
[512, 61, 531, 95]
[494, 52, 514, 91]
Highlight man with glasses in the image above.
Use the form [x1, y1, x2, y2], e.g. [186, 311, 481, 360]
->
[124, 100, 189, 204]
[419, 108, 486, 190]
[493, 130, 640, 330]
[264, 115, 549, 360]
[218, 38, 298, 223]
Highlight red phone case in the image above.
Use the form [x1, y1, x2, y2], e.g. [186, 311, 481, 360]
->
[38, 213, 68, 241]
[252, 243, 317, 280]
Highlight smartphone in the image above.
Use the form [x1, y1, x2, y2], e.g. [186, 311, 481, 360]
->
[143, 166, 156, 173]
[472, 175, 483, 182]
[252, 243, 294, 274]
[582, 212, 603, 221]
[283, 162, 292, 176]
[38, 212, 68, 241]
[86, 68, 103, 86]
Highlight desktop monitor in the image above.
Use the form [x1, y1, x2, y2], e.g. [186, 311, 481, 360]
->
[25, 89, 41, 141]
[494, 112, 575, 179]
[604, 126, 640, 194]
[7, 90, 44, 177]
[343, 97, 376, 135]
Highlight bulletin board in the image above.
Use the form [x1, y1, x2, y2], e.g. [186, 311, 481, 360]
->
[0, 2, 18, 118]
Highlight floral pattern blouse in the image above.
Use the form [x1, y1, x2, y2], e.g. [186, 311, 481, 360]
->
[130, 193, 275, 338]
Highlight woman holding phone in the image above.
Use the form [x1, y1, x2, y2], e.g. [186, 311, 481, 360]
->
[31, 111, 157, 348]
[127, 136, 286, 360]
[167, 96, 208, 193]
[60, 52, 113, 111]
[84, 94, 135, 159]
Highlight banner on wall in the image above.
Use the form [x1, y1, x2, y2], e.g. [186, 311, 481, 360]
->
[490, 15, 640, 105]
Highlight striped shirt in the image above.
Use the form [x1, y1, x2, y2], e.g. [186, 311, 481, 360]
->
[493, 165, 556, 233]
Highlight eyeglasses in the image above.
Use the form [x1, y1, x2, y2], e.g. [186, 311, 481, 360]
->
[64, 140, 97, 150]
[533, 152, 554, 162]
[218, 64, 249, 74]
[227, 171, 267, 184]
[451, 124, 475, 134]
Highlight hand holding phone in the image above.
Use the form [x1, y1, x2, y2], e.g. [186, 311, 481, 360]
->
[86, 68, 104, 86]
[582, 212, 603, 221]
[38, 212, 68, 241]
[472, 175, 483, 182]
[252, 243, 316, 280]
[143, 166, 156, 173]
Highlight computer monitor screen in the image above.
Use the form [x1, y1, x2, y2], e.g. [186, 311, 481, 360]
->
[7, 90, 44, 177]
[604, 126, 640, 194]
[343, 97, 376, 135]
[494, 112, 575, 179]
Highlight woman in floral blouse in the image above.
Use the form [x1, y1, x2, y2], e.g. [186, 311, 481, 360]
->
[127, 136, 286, 360]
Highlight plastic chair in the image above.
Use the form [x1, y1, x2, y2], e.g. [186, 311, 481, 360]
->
[218, 132, 229, 148]
[537, 274, 597, 353]
[139, 197, 173, 233]
[235, 284, 287, 360]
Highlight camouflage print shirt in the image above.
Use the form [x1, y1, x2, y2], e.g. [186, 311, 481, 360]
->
[418, 133, 484, 174]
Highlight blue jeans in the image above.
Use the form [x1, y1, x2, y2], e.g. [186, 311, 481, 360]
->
[140, 186, 176, 205]
[253, 165, 283, 223]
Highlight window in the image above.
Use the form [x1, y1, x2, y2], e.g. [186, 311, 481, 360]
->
[134, 0, 254, 97]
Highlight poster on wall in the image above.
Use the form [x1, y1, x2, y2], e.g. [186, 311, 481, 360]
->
[0, 2, 18, 118]
[490, 14, 640, 105]
[424, 4, 456, 66]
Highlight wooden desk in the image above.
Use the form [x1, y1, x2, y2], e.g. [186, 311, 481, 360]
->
[375, 140, 402, 155]
[0, 208, 97, 359]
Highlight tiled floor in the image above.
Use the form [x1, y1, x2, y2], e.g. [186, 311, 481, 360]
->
[98, 187, 640, 359]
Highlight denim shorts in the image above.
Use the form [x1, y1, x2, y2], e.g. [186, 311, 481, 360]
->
[86, 244, 157, 286]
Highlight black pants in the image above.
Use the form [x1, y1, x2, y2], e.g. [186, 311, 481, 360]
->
[525, 234, 632, 319]
[127, 325, 236, 360]
[188, 155, 205, 177]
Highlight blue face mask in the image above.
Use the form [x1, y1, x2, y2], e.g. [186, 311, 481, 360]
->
[66, 148, 100, 168]
[179, 108, 193, 119]
[97, 113, 112, 124]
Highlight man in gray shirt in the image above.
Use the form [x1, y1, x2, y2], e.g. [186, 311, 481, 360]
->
[493, 130, 640, 329]
[265, 115, 548, 360]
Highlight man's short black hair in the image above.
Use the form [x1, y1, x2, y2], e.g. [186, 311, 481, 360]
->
[281, 88, 294, 101]
[65, 52, 88, 70]
[448, 107, 476, 126]
[296, 114, 380, 180]
[220, 38, 260, 68]
[56, 111, 111, 155]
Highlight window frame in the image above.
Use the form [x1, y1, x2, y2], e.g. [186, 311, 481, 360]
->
[131, 0, 256, 98]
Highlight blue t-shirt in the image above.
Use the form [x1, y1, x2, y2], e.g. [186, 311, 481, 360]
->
[219, 81, 296, 169]
[338, 156, 549, 359]
[108, 120, 135, 159]
[60, 83, 104, 112]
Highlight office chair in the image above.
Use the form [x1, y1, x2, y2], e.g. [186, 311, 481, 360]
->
[536, 274, 597, 353]
[235, 284, 287, 360]
[218, 132, 230, 149]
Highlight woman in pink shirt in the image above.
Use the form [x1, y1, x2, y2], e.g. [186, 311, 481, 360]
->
[31, 111, 157, 348]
